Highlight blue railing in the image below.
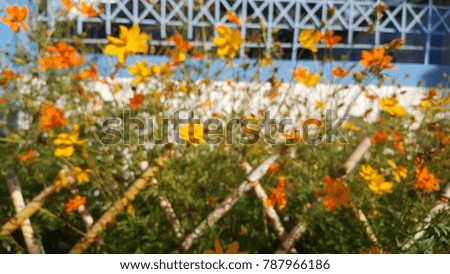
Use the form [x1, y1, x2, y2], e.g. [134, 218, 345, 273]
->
[38, 0, 449, 64]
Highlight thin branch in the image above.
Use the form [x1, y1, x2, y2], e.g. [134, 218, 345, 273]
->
[157, 194, 184, 239]
[343, 137, 380, 248]
[1, 169, 74, 235]
[240, 162, 296, 252]
[138, 161, 184, 239]
[275, 221, 307, 254]
[343, 137, 371, 173]
[180, 155, 278, 252]
[39, 207, 87, 237]
[77, 205, 94, 231]
[353, 207, 380, 247]
[6, 175, 41, 254]
[68, 155, 169, 254]
[1, 185, 55, 235]
[252, 182, 287, 241]
[247, 166, 298, 254]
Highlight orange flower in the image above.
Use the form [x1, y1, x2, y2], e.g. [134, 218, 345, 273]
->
[39, 42, 85, 71]
[332, 66, 351, 78]
[435, 132, 450, 144]
[171, 50, 187, 65]
[322, 30, 342, 47]
[129, 93, 144, 109]
[39, 104, 68, 130]
[415, 166, 441, 192]
[0, 68, 20, 89]
[282, 130, 304, 143]
[65, 195, 86, 212]
[371, 129, 387, 143]
[77, 2, 104, 17]
[385, 38, 404, 51]
[61, 0, 74, 10]
[318, 176, 352, 211]
[167, 34, 196, 64]
[393, 131, 405, 153]
[92, 97, 102, 107]
[1, 5, 29, 32]
[365, 93, 378, 100]
[360, 47, 394, 70]
[204, 240, 247, 254]
[0, 97, 6, 104]
[168, 33, 192, 51]
[226, 11, 241, 26]
[268, 163, 280, 174]
[191, 50, 206, 59]
[265, 178, 288, 211]
[76, 64, 98, 80]
[291, 66, 308, 78]
[359, 247, 391, 254]
[18, 150, 37, 163]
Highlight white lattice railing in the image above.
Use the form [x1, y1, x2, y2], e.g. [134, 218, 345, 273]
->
[37, 0, 450, 64]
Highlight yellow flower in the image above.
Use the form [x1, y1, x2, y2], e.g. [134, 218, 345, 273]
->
[315, 101, 326, 110]
[53, 133, 75, 157]
[298, 29, 322, 53]
[126, 204, 136, 216]
[378, 97, 408, 117]
[242, 114, 260, 134]
[54, 170, 70, 191]
[179, 123, 206, 145]
[261, 54, 273, 66]
[53, 124, 87, 157]
[54, 169, 74, 192]
[341, 121, 361, 131]
[359, 164, 378, 181]
[213, 25, 243, 59]
[127, 61, 157, 84]
[368, 174, 393, 194]
[104, 24, 150, 63]
[387, 160, 407, 182]
[304, 73, 321, 87]
[72, 167, 91, 185]
[291, 66, 321, 87]
[418, 88, 450, 111]
[156, 62, 175, 78]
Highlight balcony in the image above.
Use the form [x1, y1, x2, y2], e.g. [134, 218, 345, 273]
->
[37, 0, 450, 64]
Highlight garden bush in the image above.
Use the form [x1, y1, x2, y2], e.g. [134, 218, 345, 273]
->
[0, 2, 449, 254]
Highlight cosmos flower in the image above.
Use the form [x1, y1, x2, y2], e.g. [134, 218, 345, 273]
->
[1, 5, 29, 32]
[213, 25, 243, 59]
[104, 24, 150, 63]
